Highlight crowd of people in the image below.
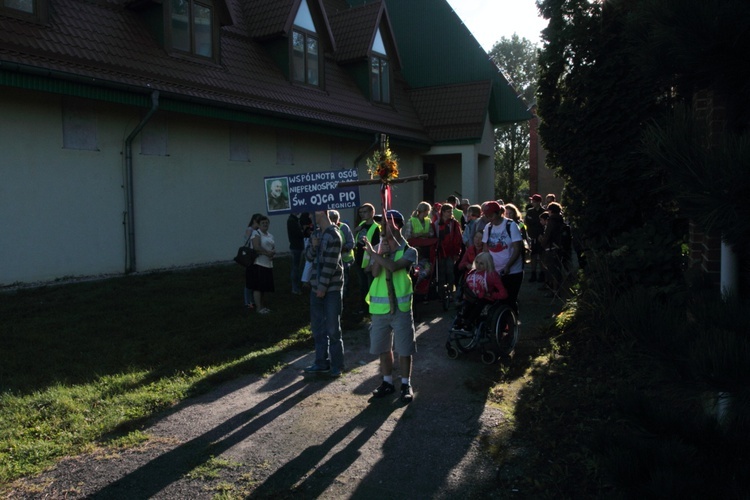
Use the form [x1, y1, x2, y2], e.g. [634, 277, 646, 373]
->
[240, 192, 572, 404]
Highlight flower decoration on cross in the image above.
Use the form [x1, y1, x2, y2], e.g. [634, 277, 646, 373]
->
[336, 133, 427, 229]
[366, 135, 399, 184]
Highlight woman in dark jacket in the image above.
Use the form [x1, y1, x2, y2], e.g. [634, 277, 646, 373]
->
[537, 202, 564, 293]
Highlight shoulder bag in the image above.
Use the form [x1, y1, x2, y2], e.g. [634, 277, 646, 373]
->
[234, 235, 257, 267]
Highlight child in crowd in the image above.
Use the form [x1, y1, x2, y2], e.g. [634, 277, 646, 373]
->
[455, 231, 484, 300]
[458, 231, 484, 276]
[434, 203, 463, 296]
[453, 252, 508, 332]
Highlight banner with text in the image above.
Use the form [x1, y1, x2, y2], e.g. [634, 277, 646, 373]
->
[264, 168, 360, 215]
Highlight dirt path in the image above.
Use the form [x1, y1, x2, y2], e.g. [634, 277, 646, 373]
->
[7, 285, 559, 499]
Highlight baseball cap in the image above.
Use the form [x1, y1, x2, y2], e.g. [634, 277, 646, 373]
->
[483, 201, 502, 216]
[386, 209, 405, 228]
[530, 194, 542, 201]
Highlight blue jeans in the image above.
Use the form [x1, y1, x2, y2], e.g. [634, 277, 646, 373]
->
[310, 288, 344, 370]
[290, 248, 303, 292]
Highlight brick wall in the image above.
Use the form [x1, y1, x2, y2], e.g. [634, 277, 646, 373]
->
[688, 222, 722, 285]
[529, 107, 539, 193]
[689, 89, 732, 290]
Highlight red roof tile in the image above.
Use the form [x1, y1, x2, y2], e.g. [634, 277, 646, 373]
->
[245, 0, 295, 40]
[1, 0, 526, 144]
[0, 0, 430, 143]
[328, 2, 380, 64]
[408, 81, 492, 141]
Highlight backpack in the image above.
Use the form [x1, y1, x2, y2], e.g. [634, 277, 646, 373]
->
[505, 220, 529, 266]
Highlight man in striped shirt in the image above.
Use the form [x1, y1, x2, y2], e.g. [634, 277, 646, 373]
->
[304, 210, 345, 377]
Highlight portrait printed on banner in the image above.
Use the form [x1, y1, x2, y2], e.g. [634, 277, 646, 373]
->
[265, 177, 290, 211]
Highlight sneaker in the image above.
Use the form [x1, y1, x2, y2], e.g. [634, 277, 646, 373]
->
[372, 381, 395, 398]
[258, 308, 271, 314]
[329, 368, 343, 378]
[304, 364, 330, 373]
[246, 303, 256, 311]
[400, 384, 414, 403]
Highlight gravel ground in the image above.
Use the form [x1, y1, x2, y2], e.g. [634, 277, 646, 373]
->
[6, 284, 558, 499]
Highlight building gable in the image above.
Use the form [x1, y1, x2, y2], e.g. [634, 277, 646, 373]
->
[409, 81, 492, 142]
[0, 0, 527, 146]
[384, 0, 530, 125]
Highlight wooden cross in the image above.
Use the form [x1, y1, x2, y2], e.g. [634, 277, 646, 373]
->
[337, 134, 428, 189]
[336, 134, 427, 230]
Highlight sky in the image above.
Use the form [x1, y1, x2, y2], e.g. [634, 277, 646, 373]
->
[445, 0, 548, 51]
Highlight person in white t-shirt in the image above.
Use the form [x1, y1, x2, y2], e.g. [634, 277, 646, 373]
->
[481, 201, 524, 310]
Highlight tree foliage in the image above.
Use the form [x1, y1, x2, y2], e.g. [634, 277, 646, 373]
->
[537, 0, 678, 246]
[537, 0, 750, 256]
[489, 35, 538, 204]
[536, 0, 750, 495]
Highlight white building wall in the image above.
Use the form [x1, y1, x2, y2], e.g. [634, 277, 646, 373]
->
[0, 88, 424, 286]
[422, 114, 497, 206]
[1, 89, 127, 284]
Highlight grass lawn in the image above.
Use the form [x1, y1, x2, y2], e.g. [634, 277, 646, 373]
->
[1, 259, 640, 497]
[0, 259, 316, 484]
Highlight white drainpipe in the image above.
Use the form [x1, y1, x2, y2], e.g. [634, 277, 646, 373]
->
[717, 239, 738, 423]
[720, 240, 738, 297]
[124, 91, 159, 274]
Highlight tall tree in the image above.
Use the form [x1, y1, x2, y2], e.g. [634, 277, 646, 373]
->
[489, 34, 538, 204]
[536, 0, 676, 241]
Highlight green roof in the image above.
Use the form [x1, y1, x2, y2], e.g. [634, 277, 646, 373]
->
[382, 0, 531, 124]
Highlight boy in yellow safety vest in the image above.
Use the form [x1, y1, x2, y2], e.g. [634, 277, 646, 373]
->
[329, 209, 355, 295]
[361, 210, 417, 403]
[354, 203, 380, 314]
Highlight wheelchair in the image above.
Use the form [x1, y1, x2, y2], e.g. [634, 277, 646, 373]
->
[445, 301, 519, 364]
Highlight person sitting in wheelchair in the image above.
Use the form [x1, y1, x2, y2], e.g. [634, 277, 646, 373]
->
[452, 252, 508, 332]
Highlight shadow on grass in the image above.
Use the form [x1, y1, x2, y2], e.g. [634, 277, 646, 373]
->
[0, 259, 311, 396]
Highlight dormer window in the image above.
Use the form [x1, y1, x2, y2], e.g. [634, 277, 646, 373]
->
[291, 0, 319, 86]
[169, 0, 215, 59]
[3, 0, 32, 12]
[2, 0, 47, 22]
[370, 28, 390, 104]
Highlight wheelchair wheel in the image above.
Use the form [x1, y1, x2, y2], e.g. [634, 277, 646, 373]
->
[452, 328, 477, 353]
[446, 345, 459, 359]
[489, 305, 519, 356]
[481, 350, 497, 365]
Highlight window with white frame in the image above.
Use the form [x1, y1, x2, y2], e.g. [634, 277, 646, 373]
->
[169, 0, 214, 59]
[370, 28, 390, 104]
[291, 0, 319, 86]
[2, 0, 47, 22]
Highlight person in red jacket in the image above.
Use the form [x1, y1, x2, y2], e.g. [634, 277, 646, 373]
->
[434, 203, 463, 295]
[453, 252, 508, 332]
[458, 231, 484, 276]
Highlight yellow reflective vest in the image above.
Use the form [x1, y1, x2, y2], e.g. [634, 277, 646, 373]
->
[336, 226, 354, 263]
[409, 216, 430, 237]
[366, 247, 413, 314]
[358, 221, 380, 268]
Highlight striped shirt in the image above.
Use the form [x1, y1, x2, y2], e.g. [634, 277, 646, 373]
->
[305, 225, 343, 293]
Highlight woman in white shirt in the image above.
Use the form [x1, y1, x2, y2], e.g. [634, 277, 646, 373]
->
[251, 215, 276, 314]
[481, 201, 524, 310]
